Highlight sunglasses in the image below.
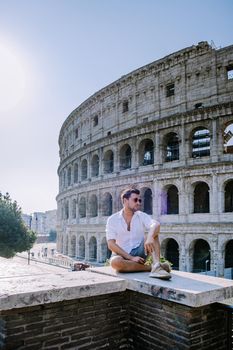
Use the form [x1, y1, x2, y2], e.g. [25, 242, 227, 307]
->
[132, 198, 142, 203]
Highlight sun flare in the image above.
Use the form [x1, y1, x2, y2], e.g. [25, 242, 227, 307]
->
[0, 43, 26, 112]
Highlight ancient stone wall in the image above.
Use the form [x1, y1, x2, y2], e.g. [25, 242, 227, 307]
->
[57, 42, 233, 274]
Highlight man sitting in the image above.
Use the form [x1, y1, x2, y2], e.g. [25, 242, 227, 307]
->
[106, 188, 171, 279]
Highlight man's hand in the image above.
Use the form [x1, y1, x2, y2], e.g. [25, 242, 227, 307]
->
[144, 237, 155, 255]
[129, 256, 145, 264]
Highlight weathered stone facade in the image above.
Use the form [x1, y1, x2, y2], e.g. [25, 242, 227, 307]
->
[57, 41, 233, 276]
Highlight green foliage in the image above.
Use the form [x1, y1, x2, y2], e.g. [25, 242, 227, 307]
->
[49, 229, 57, 242]
[145, 255, 173, 266]
[0, 192, 36, 258]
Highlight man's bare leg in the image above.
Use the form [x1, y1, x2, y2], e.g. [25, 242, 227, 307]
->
[110, 256, 151, 273]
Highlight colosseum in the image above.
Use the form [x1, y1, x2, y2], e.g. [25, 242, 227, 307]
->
[57, 41, 233, 277]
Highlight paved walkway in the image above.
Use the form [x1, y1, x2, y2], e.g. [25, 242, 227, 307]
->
[0, 254, 67, 279]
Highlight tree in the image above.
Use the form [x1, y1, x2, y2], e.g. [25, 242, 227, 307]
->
[49, 229, 57, 242]
[0, 192, 36, 258]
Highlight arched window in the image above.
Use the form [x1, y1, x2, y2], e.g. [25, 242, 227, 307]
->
[89, 194, 98, 217]
[139, 139, 154, 166]
[223, 122, 233, 154]
[78, 236, 85, 259]
[79, 197, 86, 218]
[225, 180, 233, 212]
[167, 185, 179, 214]
[192, 128, 210, 158]
[67, 167, 72, 186]
[102, 192, 113, 216]
[101, 237, 111, 263]
[225, 240, 233, 268]
[91, 155, 99, 177]
[72, 199, 76, 219]
[194, 182, 209, 213]
[70, 235, 76, 257]
[103, 150, 114, 173]
[81, 159, 88, 180]
[65, 201, 69, 219]
[63, 170, 66, 188]
[120, 144, 131, 170]
[193, 239, 210, 272]
[165, 239, 179, 270]
[89, 236, 97, 261]
[164, 133, 179, 162]
[74, 163, 78, 183]
[143, 188, 153, 215]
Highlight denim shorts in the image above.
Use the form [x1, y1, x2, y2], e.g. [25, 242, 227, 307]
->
[111, 239, 147, 260]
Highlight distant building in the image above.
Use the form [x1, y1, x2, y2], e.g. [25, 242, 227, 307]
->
[22, 210, 57, 236]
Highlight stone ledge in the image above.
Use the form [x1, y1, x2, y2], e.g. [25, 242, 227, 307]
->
[88, 266, 233, 307]
[0, 271, 126, 311]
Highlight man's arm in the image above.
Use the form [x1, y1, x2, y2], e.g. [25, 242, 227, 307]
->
[107, 239, 145, 264]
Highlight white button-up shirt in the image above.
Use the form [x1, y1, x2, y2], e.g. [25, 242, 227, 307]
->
[106, 209, 158, 253]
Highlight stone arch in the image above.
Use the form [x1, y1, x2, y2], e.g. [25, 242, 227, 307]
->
[161, 238, 179, 270]
[89, 236, 97, 261]
[63, 169, 66, 188]
[72, 199, 76, 219]
[91, 154, 99, 177]
[141, 187, 153, 215]
[78, 235, 85, 259]
[100, 237, 111, 263]
[225, 240, 233, 268]
[191, 127, 210, 158]
[163, 132, 179, 162]
[81, 159, 88, 180]
[161, 184, 179, 215]
[70, 235, 76, 257]
[102, 192, 113, 216]
[79, 197, 86, 218]
[89, 194, 98, 217]
[103, 150, 114, 173]
[120, 144, 131, 170]
[74, 163, 78, 183]
[224, 179, 233, 212]
[190, 239, 211, 272]
[223, 121, 233, 154]
[138, 139, 154, 166]
[193, 182, 209, 213]
[67, 167, 72, 186]
[65, 201, 69, 219]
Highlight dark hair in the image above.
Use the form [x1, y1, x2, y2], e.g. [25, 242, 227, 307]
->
[121, 188, 140, 202]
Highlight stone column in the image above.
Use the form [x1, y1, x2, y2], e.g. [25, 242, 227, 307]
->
[99, 147, 103, 176]
[211, 173, 218, 214]
[179, 235, 186, 271]
[211, 117, 218, 161]
[180, 119, 187, 163]
[131, 138, 137, 169]
[114, 143, 120, 173]
[87, 153, 91, 179]
[155, 130, 162, 165]
[153, 179, 160, 219]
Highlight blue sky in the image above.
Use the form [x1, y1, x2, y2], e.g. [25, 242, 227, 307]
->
[0, 0, 232, 214]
